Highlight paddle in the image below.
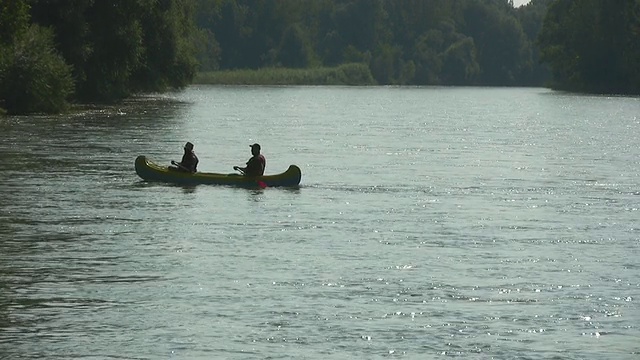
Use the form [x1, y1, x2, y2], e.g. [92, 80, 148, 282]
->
[171, 160, 191, 172]
[233, 166, 267, 189]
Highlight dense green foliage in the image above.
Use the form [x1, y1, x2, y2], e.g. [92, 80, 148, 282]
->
[0, 25, 74, 114]
[28, 0, 199, 102]
[0, 0, 29, 44]
[194, 0, 552, 87]
[0, 0, 198, 114]
[194, 0, 637, 94]
[1, 0, 637, 115]
[538, 0, 640, 94]
[0, 1, 73, 114]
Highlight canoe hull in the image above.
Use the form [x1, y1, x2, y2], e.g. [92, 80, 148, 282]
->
[135, 156, 301, 187]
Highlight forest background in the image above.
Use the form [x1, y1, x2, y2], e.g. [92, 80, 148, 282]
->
[0, 0, 638, 115]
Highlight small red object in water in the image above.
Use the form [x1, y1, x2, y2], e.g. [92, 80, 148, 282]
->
[257, 181, 267, 189]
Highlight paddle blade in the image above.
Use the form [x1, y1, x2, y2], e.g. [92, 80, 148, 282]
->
[257, 180, 267, 189]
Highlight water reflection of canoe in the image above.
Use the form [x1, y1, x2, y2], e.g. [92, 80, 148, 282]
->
[135, 155, 301, 187]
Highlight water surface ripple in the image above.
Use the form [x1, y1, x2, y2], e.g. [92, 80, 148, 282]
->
[0, 87, 639, 359]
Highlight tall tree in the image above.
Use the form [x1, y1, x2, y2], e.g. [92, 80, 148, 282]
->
[131, 0, 199, 92]
[1, 0, 74, 114]
[275, 23, 315, 68]
[462, 1, 529, 85]
[0, 0, 30, 44]
[514, 0, 553, 85]
[539, 0, 640, 94]
[28, 0, 198, 102]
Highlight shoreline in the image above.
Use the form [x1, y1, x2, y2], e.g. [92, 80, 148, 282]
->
[194, 63, 376, 86]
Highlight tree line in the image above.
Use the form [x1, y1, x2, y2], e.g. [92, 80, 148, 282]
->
[0, 0, 198, 114]
[195, 0, 553, 87]
[1, 0, 638, 115]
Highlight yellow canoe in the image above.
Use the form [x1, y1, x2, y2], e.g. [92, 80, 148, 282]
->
[135, 156, 301, 187]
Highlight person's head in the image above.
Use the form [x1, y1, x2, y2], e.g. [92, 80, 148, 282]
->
[184, 142, 194, 152]
[250, 143, 261, 155]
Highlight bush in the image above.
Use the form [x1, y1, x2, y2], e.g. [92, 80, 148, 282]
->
[194, 63, 376, 86]
[0, 25, 74, 114]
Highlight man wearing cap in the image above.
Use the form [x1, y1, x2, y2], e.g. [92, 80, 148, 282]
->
[234, 143, 266, 176]
[170, 141, 199, 173]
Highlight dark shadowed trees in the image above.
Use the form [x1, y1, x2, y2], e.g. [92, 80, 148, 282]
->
[538, 0, 640, 94]
[0, 0, 73, 114]
[28, 0, 199, 102]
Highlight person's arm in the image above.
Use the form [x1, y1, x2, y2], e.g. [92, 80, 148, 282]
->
[171, 160, 191, 172]
[234, 157, 252, 174]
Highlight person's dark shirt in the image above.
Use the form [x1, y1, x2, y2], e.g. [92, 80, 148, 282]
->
[180, 151, 199, 172]
[244, 154, 265, 176]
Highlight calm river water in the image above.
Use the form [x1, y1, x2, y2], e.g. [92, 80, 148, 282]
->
[1, 86, 639, 359]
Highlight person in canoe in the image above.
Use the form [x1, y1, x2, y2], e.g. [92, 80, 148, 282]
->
[170, 141, 199, 173]
[234, 143, 266, 176]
